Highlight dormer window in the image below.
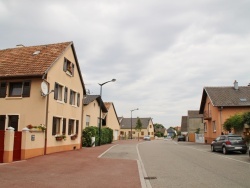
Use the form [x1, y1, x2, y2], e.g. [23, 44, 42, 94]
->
[63, 58, 74, 76]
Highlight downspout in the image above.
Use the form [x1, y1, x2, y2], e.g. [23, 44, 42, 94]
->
[42, 73, 49, 155]
[80, 97, 84, 149]
[219, 107, 223, 134]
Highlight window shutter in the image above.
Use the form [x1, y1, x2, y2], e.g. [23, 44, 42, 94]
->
[0, 82, 7, 98]
[68, 120, 71, 135]
[69, 90, 72, 105]
[64, 87, 68, 103]
[22, 81, 31, 97]
[72, 64, 74, 76]
[52, 117, 57, 135]
[62, 118, 66, 135]
[63, 58, 67, 72]
[54, 83, 58, 100]
[77, 93, 80, 107]
[76, 120, 79, 134]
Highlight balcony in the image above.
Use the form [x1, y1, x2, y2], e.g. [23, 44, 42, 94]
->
[203, 110, 212, 120]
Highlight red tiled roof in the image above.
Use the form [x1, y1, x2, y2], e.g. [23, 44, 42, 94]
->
[0, 42, 72, 78]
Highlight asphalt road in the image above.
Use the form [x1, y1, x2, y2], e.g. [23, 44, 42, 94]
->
[138, 140, 250, 188]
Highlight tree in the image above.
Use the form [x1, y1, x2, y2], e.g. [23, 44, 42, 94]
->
[223, 113, 244, 132]
[135, 117, 142, 140]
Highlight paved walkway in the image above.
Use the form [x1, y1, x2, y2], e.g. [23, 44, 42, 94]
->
[0, 141, 142, 188]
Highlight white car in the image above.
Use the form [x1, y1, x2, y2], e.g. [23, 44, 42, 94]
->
[143, 135, 151, 141]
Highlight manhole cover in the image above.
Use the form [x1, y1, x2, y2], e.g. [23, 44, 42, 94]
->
[144, 177, 157, 180]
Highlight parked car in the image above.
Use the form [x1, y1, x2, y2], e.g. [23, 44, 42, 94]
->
[211, 135, 247, 155]
[177, 135, 185, 142]
[143, 135, 151, 141]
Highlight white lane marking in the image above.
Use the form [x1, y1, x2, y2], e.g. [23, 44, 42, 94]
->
[137, 142, 152, 188]
[98, 144, 118, 158]
[184, 145, 250, 165]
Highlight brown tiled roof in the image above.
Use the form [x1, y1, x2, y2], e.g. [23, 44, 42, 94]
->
[0, 42, 72, 78]
[199, 86, 250, 113]
[181, 116, 188, 132]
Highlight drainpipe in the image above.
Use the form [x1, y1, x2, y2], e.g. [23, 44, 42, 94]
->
[219, 106, 223, 134]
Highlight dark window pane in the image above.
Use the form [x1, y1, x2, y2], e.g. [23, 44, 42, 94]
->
[8, 115, 18, 131]
[9, 82, 22, 97]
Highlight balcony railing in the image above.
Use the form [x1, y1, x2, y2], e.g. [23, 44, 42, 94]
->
[203, 110, 212, 120]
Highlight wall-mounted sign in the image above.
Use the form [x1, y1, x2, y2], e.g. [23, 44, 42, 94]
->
[31, 135, 35, 141]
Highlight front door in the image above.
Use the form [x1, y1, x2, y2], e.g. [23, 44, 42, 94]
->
[13, 131, 22, 161]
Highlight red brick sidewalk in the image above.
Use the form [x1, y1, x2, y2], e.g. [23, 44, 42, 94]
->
[0, 142, 141, 188]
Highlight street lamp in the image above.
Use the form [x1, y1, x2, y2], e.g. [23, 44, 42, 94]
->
[98, 79, 116, 146]
[130, 108, 139, 139]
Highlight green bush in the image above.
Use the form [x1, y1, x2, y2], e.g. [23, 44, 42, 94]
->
[82, 126, 98, 147]
[82, 126, 113, 147]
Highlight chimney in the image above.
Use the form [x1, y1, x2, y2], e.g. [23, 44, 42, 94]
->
[234, 80, 238, 90]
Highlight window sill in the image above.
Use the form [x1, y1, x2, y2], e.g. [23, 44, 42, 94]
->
[66, 71, 73, 77]
[57, 100, 65, 104]
[6, 97, 22, 100]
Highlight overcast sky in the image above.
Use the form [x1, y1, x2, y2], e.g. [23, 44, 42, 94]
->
[1, 0, 250, 128]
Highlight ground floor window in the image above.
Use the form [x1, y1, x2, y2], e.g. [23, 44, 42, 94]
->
[8, 115, 19, 131]
[68, 119, 75, 135]
[52, 117, 61, 135]
[141, 131, 144, 136]
[213, 121, 216, 132]
[204, 122, 207, 132]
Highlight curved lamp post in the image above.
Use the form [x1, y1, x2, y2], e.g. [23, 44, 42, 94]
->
[130, 108, 139, 139]
[98, 79, 116, 146]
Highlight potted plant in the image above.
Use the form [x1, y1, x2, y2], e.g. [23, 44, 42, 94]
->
[71, 134, 78, 140]
[26, 124, 46, 132]
[55, 134, 66, 141]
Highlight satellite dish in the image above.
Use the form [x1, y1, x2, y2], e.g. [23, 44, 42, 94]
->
[41, 81, 49, 96]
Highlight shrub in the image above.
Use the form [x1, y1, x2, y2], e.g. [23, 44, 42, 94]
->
[82, 126, 113, 147]
[82, 126, 98, 147]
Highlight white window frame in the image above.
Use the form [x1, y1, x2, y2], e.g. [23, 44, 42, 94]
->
[86, 115, 90, 127]
[213, 121, 216, 132]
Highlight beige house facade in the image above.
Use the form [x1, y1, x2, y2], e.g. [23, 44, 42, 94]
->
[0, 42, 86, 163]
[119, 117, 154, 139]
[83, 95, 108, 129]
[104, 102, 120, 140]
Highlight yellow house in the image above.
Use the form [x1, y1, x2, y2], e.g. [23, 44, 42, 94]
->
[83, 95, 108, 129]
[82, 96, 120, 141]
[119, 117, 154, 139]
[0, 42, 86, 162]
[104, 102, 120, 140]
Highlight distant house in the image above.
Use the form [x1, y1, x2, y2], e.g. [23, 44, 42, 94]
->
[120, 117, 154, 139]
[104, 102, 120, 140]
[187, 110, 204, 133]
[167, 128, 176, 137]
[199, 81, 250, 144]
[0, 42, 86, 162]
[83, 95, 108, 128]
[181, 116, 188, 134]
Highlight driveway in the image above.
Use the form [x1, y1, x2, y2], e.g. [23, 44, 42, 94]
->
[0, 142, 141, 188]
